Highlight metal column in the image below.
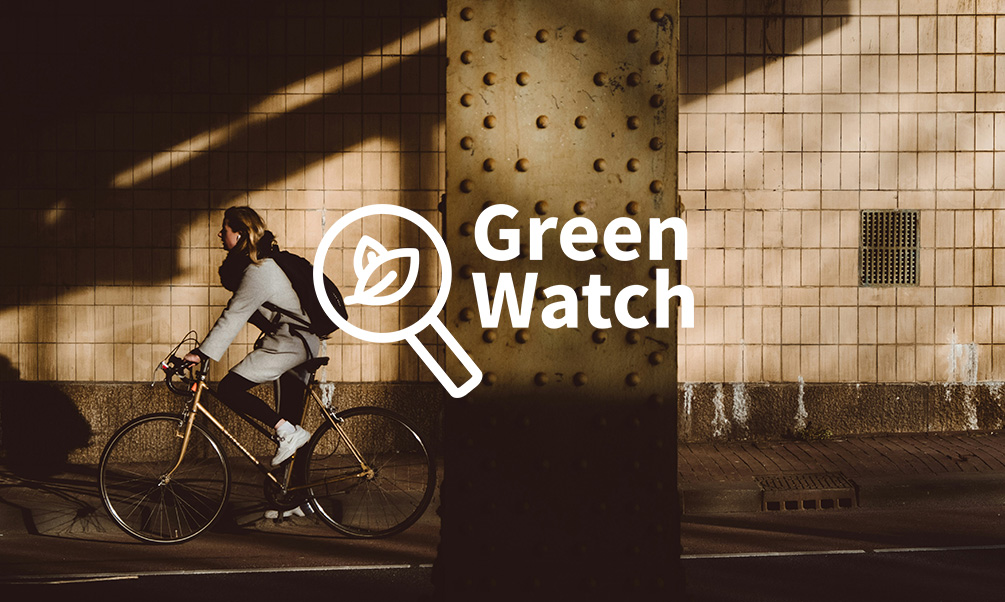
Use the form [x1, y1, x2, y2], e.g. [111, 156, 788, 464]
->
[440, 2, 681, 598]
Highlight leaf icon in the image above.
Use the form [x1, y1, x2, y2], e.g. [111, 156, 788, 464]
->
[344, 235, 420, 306]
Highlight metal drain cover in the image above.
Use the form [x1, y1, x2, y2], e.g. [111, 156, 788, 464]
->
[755, 473, 857, 511]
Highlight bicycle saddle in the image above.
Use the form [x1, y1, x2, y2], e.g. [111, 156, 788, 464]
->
[295, 357, 330, 374]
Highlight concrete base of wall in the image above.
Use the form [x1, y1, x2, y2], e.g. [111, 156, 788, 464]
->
[0, 381, 444, 472]
[4, 379, 1002, 472]
[679, 382, 1005, 442]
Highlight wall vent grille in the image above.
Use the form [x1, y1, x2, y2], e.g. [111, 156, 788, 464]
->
[859, 210, 919, 287]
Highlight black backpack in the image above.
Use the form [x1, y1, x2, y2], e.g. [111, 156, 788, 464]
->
[265, 250, 348, 338]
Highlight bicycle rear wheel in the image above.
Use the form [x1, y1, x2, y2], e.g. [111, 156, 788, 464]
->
[99, 413, 230, 543]
[304, 406, 435, 538]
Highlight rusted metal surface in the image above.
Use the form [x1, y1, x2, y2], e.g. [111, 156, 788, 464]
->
[439, 2, 681, 599]
[445, 1, 678, 400]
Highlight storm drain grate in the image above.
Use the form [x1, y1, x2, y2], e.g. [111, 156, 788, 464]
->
[755, 473, 857, 512]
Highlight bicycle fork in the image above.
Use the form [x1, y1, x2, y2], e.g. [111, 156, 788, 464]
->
[161, 381, 209, 484]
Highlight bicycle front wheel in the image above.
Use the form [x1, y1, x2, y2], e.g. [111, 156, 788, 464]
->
[304, 406, 435, 538]
[99, 413, 230, 543]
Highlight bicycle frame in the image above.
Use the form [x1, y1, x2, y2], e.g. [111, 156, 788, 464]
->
[163, 364, 373, 494]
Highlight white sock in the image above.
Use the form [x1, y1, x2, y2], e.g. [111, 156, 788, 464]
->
[276, 421, 295, 438]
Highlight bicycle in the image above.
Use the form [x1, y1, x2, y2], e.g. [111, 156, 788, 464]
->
[98, 333, 436, 544]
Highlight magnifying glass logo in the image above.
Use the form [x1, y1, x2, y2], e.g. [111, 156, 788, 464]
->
[313, 204, 482, 398]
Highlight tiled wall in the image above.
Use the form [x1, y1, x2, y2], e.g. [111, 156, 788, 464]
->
[0, 2, 446, 384]
[4, 0, 1005, 393]
[679, 0, 1005, 385]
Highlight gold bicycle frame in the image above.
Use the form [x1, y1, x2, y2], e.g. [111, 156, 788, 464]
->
[163, 370, 372, 494]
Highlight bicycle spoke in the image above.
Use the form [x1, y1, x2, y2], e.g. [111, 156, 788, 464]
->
[118, 484, 163, 521]
[169, 483, 218, 520]
[375, 473, 422, 504]
[370, 483, 399, 529]
[168, 486, 202, 539]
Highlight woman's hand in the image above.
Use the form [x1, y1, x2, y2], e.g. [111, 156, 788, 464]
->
[183, 352, 202, 364]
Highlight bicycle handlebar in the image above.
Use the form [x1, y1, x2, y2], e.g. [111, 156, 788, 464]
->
[160, 355, 197, 396]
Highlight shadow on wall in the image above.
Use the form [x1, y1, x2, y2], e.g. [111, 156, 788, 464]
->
[681, 0, 851, 94]
[0, 0, 444, 310]
[0, 0, 852, 312]
[0, 356, 91, 477]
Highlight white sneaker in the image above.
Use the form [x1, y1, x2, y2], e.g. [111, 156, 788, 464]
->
[272, 425, 311, 466]
[264, 506, 306, 520]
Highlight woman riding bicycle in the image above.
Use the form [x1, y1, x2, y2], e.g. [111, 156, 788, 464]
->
[184, 206, 317, 466]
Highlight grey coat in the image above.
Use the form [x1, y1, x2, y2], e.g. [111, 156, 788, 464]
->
[199, 258, 320, 383]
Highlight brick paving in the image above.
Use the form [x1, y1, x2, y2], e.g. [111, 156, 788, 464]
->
[678, 431, 1005, 486]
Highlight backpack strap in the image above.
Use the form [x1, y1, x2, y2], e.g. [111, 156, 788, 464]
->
[249, 309, 274, 332]
[262, 301, 311, 329]
[258, 302, 316, 358]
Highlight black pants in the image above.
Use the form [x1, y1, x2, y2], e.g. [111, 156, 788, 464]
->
[218, 371, 307, 429]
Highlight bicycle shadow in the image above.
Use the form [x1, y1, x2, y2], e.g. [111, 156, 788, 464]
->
[0, 460, 289, 542]
[0, 464, 118, 540]
[0, 462, 247, 542]
[0, 459, 297, 542]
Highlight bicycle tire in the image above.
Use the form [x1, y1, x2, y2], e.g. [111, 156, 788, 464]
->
[99, 413, 230, 544]
[303, 406, 435, 538]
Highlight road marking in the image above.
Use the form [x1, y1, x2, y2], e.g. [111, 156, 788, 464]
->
[683, 549, 866, 560]
[684, 544, 1005, 560]
[14, 575, 140, 585]
[873, 544, 1005, 554]
[3, 563, 435, 585]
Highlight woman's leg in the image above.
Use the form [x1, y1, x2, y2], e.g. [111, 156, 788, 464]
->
[276, 371, 308, 425]
[219, 372, 309, 465]
[218, 372, 281, 428]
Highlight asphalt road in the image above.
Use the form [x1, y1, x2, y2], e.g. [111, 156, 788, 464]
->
[685, 549, 1005, 602]
[683, 506, 1005, 601]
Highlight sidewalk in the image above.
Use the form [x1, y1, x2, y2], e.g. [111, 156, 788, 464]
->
[4, 431, 1005, 539]
[679, 430, 1005, 513]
